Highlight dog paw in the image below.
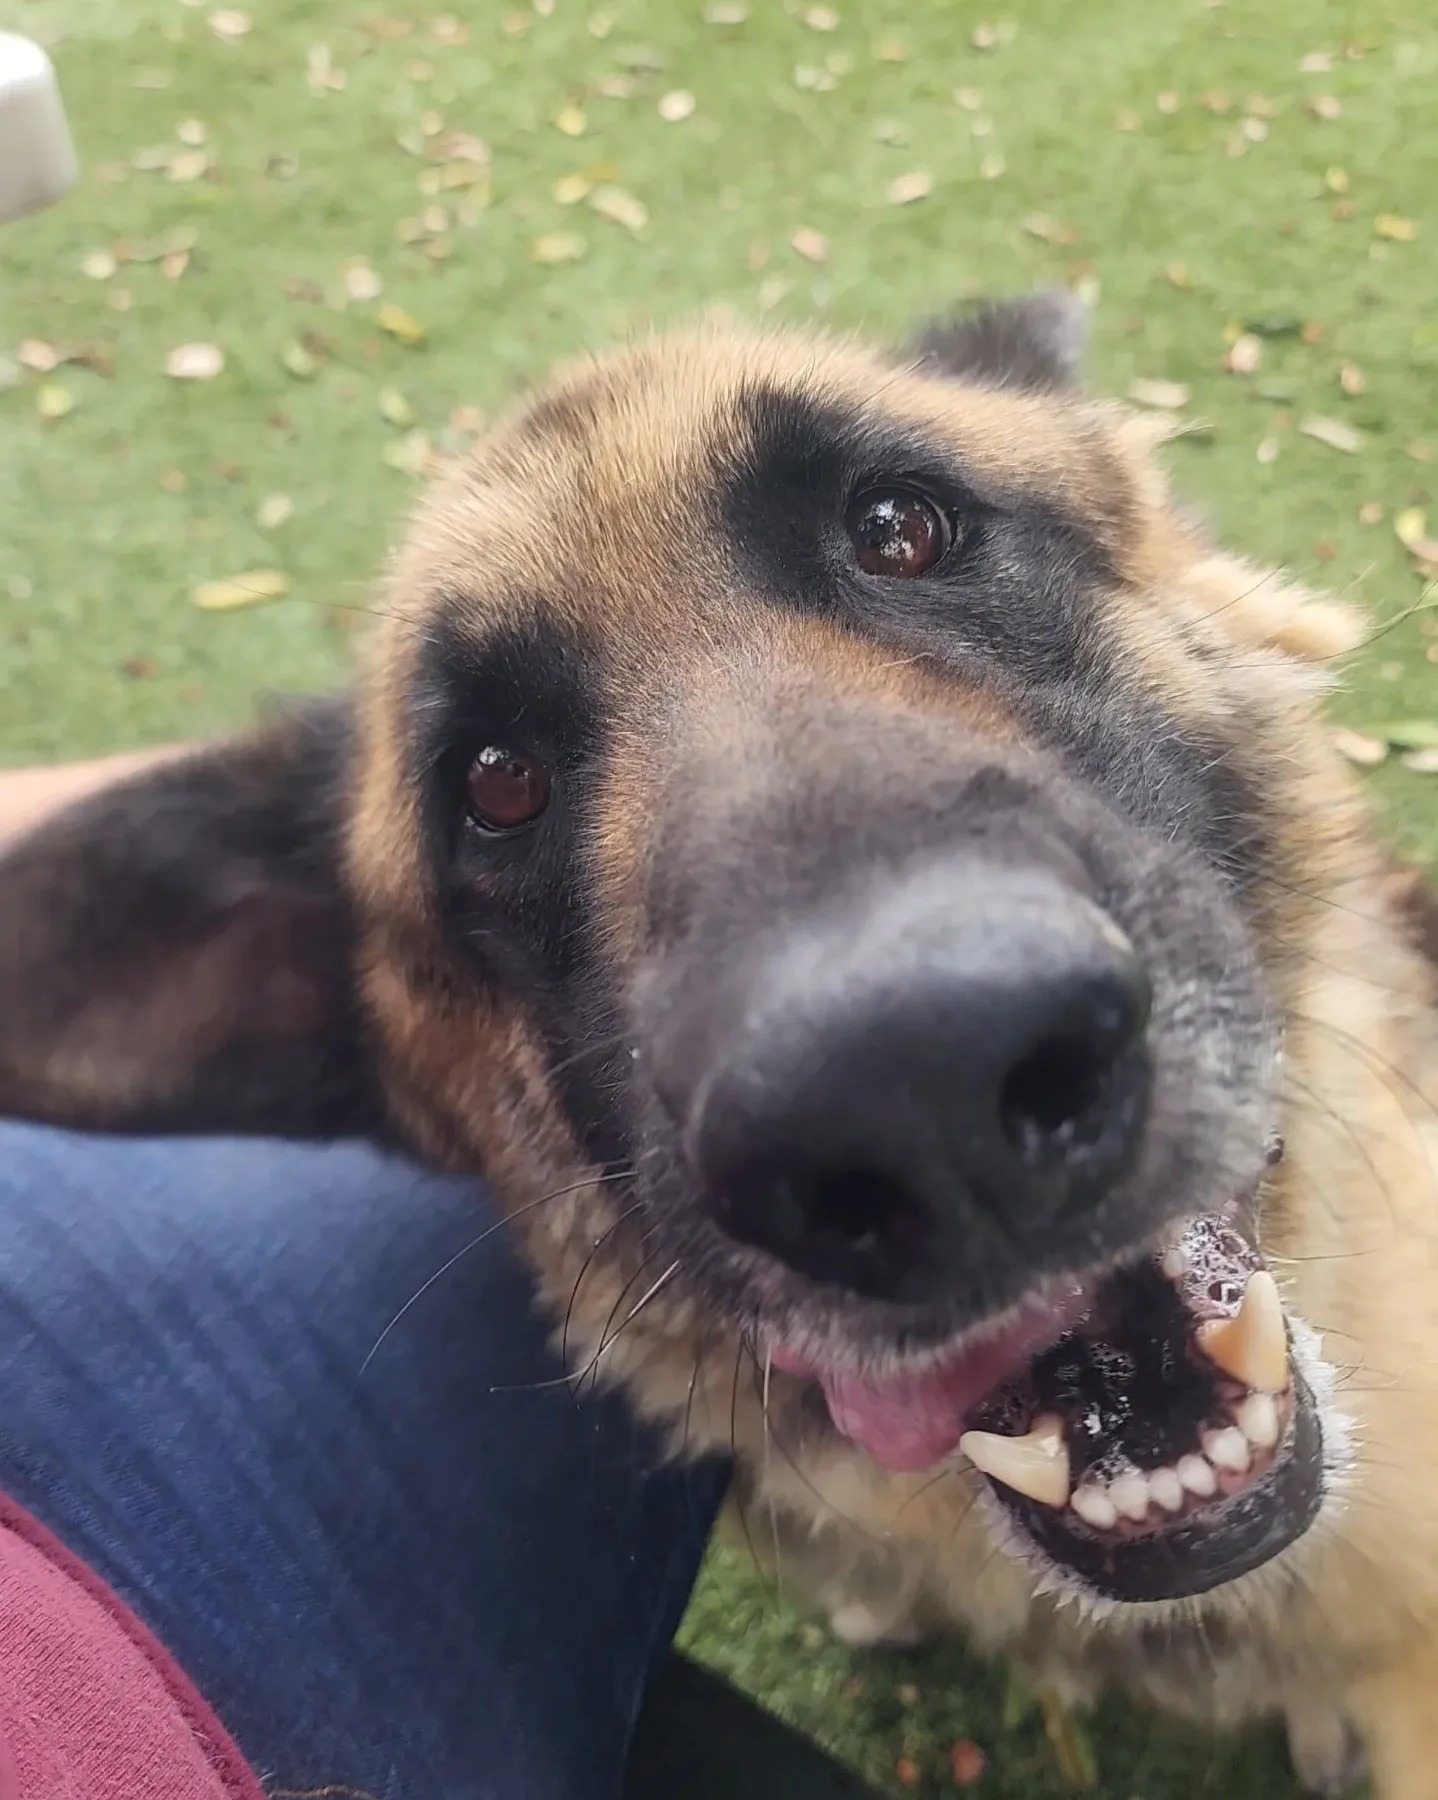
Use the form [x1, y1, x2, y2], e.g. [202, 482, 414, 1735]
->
[1286, 1706, 1368, 1796]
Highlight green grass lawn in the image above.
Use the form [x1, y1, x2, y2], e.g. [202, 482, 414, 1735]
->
[3, 0, 1434, 1792]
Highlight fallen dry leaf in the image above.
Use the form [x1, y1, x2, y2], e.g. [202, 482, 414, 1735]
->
[1257, 437, 1280, 464]
[804, 4, 839, 27]
[191, 569, 290, 612]
[1299, 50, 1333, 73]
[554, 103, 587, 137]
[1224, 333, 1263, 374]
[342, 260, 382, 302]
[36, 383, 74, 422]
[1358, 500, 1384, 524]
[971, 20, 1017, 51]
[978, 151, 1006, 180]
[161, 250, 190, 280]
[376, 304, 427, 346]
[1307, 94, 1342, 119]
[208, 9, 251, 42]
[1021, 212, 1078, 245]
[166, 149, 211, 184]
[280, 340, 318, 379]
[886, 170, 932, 205]
[1128, 377, 1190, 410]
[82, 250, 117, 281]
[1163, 260, 1192, 288]
[1324, 165, 1350, 194]
[1374, 213, 1417, 242]
[17, 340, 61, 373]
[589, 185, 648, 233]
[790, 226, 829, 264]
[1331, 727, 1389, 767]
[1338, 361, 1366, 396]
[1403, 749, 1438, 774]
[702, 0, 747, 20]
[177, 118, 207, 147]
[382, 429, 433, 475]
[256, 492, 294, 531]
[658, 88, 696, 122]
[1395, 508, 1428, 549]
[1300, 415, 1364, 454]
[894, 1758, 920, 1790]
[166, 341, 225, 379]
[530, 231, 587, 265]
[378, 386, 416, 427]
[872, 36, 906, 61]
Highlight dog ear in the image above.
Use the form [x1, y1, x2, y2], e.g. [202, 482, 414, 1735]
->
[0, 697, 381, 1140]
[909, 289, 1089, 392]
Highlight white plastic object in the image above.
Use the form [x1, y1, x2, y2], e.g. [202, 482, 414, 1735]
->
[0, 34, 78, 224]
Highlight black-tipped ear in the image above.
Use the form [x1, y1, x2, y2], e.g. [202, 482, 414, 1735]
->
[908, 289, 1089, 393]
[0, 698, 379, 1139]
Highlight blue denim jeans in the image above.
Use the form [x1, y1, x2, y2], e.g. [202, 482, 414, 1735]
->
[0, 1123, 726, 1798]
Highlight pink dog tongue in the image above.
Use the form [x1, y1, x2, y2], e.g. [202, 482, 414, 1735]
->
[779, 1287, 1094, 1473]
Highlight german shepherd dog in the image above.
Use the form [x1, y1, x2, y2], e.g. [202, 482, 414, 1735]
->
[3, 295, 1437, 1798]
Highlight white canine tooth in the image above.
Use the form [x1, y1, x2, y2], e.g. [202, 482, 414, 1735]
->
[1161, 1244, 1189, 1280]
[1108, 1472, 1152, 1522]
[1204, 1426, 1252, 1474]
[1071, 1485, 1118, 1531]
[1236, 1391, 1280, 1450]
[1178, 1454, 1218, 1498]
[1150, 1467, 1185, 1513]
[960, 1413, 1070, 1509]
[1197, 1270, 1289, 1394]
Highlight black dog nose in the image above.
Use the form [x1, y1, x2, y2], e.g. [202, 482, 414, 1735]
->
[692, 866, 1151, 1303]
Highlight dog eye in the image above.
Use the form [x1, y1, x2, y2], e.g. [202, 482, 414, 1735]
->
[465, 746, 552, 833]
[845, 486, 953, 578]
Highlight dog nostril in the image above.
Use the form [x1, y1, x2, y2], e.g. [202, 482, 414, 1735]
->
[808, 1169, 927, 1257]
[999, 1033, 1116, 1162]
[998, 965, 1151, 1168]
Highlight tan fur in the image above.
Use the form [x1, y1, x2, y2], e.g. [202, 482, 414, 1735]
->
[343, 325, 1438, 1798]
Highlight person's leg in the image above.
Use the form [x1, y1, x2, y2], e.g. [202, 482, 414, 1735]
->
[0, 1122, 726, 1799]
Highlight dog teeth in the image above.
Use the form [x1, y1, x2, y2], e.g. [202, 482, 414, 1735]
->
[1070, 1485, 1118, 1530]
[1197, 1269, 1288, 1394]
[1108, 1472, 1151, 1522]
[1178, 1453, 1218, 1498]
[1149, 1467, 1185, 1513]
[1204, 1425, 1252, 1474]
[960, 1413, 1070, 1508]
[1235, 1390, 1280, 1450]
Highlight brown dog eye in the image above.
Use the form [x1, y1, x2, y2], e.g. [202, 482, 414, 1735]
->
[846, 487, 952, 577]
[466, 746, 552, 832]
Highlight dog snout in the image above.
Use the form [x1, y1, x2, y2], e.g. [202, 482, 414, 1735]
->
[684, 864, 1152, 1303]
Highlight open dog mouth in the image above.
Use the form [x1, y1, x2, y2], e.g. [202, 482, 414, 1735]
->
[772, 1208, 1327, 1603]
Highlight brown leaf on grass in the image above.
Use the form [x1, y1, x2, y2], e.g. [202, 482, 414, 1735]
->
[1331, 728, 1389, 767]
[166, 342, 225, 379]
[658, 89, 696, 122]
[1299, 51, 1333, 73]
[161, 250, 190, 280]
[378, 387, 416, 426]
[1358, 501, 1384, 524]
[1021, 212, 1078, 245]
[1374, 214, 1417, 242]
[1127, 377, 1190, 410]
[376, 305, 427, 346]
[589, 185, 648, 233]
[256, 493, 294, 531]
[893, 1758, 920, 1790]
[36, 383, 75, 422]
[167, 147, 210, 182]
[790, 227, 829, 264]
[1300, 415, 1364, 453]
[1224, 333, 1262, 374]
[1338, 361, 1366, 395]
[342, 260, 382, 302]
[382, 429, 433, 476]
[1306, 94, 1342, 119]
[530, 231, 587, 265]
[208, 9, 251, 42]
[886, 170, 932, 205]
[191, 569, 290, 612]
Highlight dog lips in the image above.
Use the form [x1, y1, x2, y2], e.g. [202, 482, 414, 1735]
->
[778, 1286, 1094, 1474]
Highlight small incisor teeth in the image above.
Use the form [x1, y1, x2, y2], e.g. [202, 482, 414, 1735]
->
[1150, 1467, 1185, 1513]
[960, 1413, 1070, 1508]
[1197, 1269, 1289, 1393]
[1071, 1485, 1118, 1530]
[1204, 1425, 1252, 1474]
[1178, 1453, 1217, 1498]
[1108, 1472, 1151, 1522]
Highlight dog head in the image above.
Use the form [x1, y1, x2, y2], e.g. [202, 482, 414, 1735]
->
[0, 294, 1378, 1607]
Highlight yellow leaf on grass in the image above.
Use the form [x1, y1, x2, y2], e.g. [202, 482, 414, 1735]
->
[191, 569, 290, 611]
